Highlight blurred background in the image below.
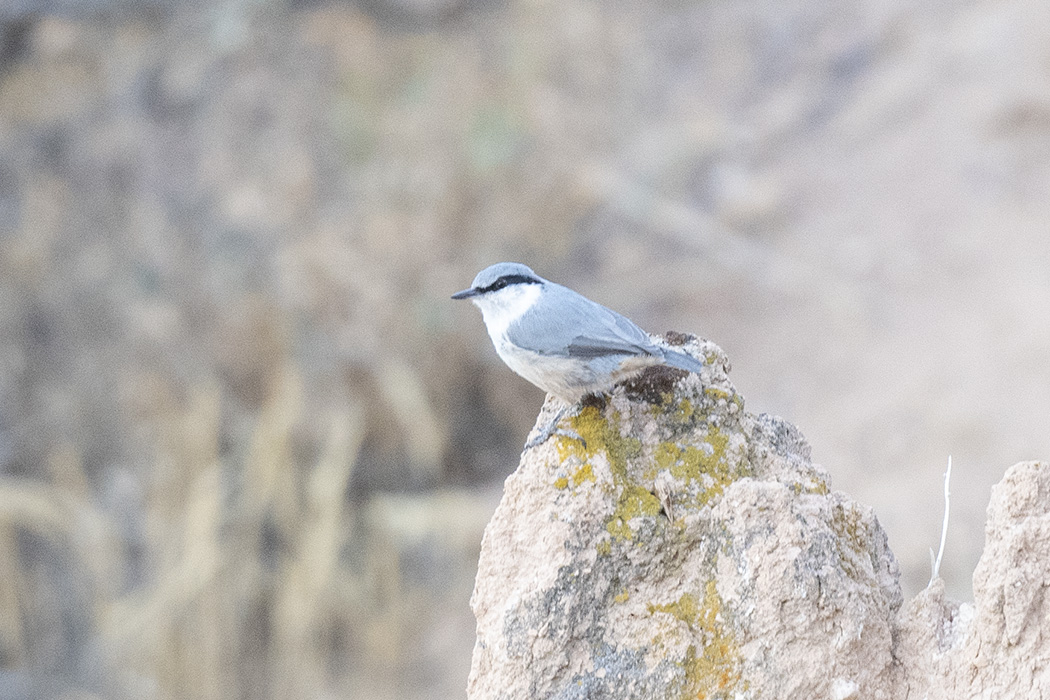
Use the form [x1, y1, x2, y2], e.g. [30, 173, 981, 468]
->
[1, 0, 1049, 697]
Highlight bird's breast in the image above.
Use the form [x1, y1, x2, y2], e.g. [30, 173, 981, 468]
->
[490, 334, 655, 403]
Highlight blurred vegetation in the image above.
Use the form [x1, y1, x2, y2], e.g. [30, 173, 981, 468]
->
[0, 368, 491, 697]
[2, 0, 1050, 697]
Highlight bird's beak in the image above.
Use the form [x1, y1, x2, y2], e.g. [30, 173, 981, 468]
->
[451, 288, 479, 300]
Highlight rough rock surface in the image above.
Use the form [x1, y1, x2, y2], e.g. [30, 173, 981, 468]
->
[897, 460, 1050, 700]
[468, 335, 1050, 698]
[468, 336, 903, 699]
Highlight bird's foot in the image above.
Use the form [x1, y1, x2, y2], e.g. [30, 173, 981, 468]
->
[524, 406, 587, 450]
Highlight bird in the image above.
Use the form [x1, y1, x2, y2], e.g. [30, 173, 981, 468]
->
[452, 262, 705, 447]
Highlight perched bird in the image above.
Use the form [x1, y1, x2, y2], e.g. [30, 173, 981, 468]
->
[452, 262, 704, 446]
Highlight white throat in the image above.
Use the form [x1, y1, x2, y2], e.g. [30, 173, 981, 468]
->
[473, 283, 543, 340]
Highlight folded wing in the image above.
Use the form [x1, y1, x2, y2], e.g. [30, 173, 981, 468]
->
[505, 284, 658, 359]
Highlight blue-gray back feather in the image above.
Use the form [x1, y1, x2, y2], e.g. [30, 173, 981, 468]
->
[506, 280, 707, 375]
[506, 282, 657, 359]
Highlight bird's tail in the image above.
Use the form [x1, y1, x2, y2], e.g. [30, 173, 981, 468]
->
[659, 347, 706, 375]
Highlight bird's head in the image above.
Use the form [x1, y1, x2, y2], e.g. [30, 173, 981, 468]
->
[452, 262, 545, 330]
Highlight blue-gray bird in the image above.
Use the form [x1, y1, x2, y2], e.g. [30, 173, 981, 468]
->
[452, 262, 705, 446]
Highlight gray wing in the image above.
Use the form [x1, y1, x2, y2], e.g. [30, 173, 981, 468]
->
[506, 284, 658, 359]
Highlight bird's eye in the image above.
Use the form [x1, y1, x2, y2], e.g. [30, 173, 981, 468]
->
[482, 274, 535, 294]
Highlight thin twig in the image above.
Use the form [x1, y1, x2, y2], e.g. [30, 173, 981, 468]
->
[928, 455, 952, 586]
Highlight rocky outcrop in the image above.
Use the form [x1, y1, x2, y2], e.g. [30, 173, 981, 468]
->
[468, 336, 902, 699]
[467, 335, 1050, 699]
[897, 460, 1050, 699]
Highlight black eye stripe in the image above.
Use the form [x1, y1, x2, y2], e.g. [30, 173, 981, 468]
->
[480, 275, 539, 294]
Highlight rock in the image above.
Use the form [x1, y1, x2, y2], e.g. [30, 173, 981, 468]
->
[467, 336, 902, 699]
[467, 333, 1050, 699]
[897, 460, 1050, 699]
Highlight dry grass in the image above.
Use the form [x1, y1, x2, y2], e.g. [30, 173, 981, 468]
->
[0, 368, 487, 699]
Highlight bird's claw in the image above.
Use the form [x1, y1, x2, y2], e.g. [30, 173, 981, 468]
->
[524, 407, 587, 450]
[525, 426, 586, 450]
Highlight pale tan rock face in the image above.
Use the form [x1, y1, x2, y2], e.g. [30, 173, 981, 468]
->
[468, 336, 902, 699]
[468, 336, 1050, 698]
[898, 460, 1050, 700]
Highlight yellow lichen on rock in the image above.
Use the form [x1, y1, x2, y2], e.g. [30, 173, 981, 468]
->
[606, 484, 662, 541]
[555, 406, 662, 542]
[649, 426, 750, 507]
[556, 405, 641, 468]
[572, 461, 595, 486]
[648, 581, 743, 700]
